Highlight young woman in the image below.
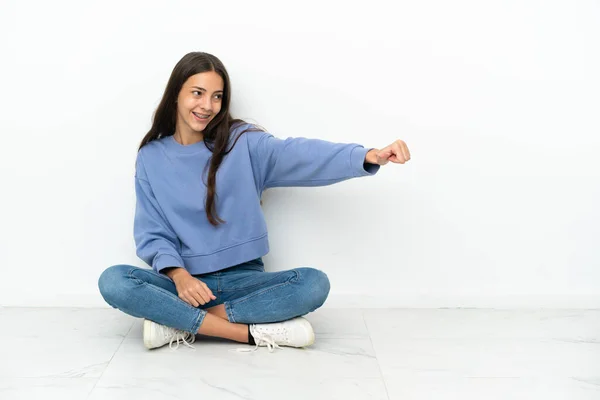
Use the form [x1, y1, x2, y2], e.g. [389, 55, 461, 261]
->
[98, 52, 411, 352]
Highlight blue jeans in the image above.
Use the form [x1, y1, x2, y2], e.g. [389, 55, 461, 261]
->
[98, 258, 330, 334]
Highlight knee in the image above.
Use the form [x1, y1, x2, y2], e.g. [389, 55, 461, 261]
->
[98, 264, 131, 306]
[297, 267, 330, 311]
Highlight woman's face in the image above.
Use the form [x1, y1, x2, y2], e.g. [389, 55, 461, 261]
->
[176, 71, 224, 134]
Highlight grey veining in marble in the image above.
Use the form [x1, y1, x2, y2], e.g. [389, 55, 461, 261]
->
[0, 307, 598, 400]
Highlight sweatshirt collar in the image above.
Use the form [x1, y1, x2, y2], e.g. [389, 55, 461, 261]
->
[163, 134, 208, 154]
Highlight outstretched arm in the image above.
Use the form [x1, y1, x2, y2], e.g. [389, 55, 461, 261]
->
[246, 130, 381, 190]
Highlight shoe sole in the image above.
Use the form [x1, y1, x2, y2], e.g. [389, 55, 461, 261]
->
[296, 317, 315, 347]
[143, 319, 156, 349]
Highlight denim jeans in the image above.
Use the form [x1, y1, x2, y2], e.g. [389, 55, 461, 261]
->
[98, 258, 330, 334]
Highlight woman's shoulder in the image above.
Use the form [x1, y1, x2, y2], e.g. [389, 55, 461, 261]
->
[135, 136, 169, 167]
[230, 120, 270, 142]
[231, 120, 269, 133]
[227, 121, 265, 146]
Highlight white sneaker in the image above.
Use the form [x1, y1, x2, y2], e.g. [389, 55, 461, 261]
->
[143, 319, 196, 350]
[243, 317, 315, 353]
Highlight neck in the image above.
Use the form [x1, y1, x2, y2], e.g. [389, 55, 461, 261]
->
[174, 130, 204, 145]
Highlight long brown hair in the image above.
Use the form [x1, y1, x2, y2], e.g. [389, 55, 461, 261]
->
[138, 52, 263, 226]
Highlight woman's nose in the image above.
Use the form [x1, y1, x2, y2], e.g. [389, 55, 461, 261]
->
[201, 97, 212, 111]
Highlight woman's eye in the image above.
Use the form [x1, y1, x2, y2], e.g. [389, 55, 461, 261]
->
[215, 94, 223, 100]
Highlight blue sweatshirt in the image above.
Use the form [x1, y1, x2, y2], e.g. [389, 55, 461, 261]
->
[134, 123, 380, 275]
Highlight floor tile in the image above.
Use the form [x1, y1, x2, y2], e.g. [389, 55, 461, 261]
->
[101, 337, 381, 380]
[365, 310, 600, 378]
[90, 376, 389, 400]
[363, 309, 600, 340]
[369, 337, 600, 378]
[382, 376, 600, 400]
[0, 307, 134, 339]
[305, 308, 369, 338]
[0, 377, 97, 400]
[0, 337, 124, 378]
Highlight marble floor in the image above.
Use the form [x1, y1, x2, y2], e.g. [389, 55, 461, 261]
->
[0, 307, 599, 399]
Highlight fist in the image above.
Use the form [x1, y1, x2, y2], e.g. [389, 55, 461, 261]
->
[376, 140, 411, 165]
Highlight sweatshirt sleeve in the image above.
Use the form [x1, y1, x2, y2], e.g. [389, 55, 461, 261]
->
[246, 130, 380, 190]
[134, 152, 185, 274]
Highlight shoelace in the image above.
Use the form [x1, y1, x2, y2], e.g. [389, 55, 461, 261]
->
[232, 332, 282, 353]
[168, 330, 196, 350]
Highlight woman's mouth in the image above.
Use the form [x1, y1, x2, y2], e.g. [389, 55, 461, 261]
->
[192, 112, 210, 121]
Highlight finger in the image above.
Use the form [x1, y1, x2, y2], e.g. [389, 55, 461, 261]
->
[191, 280, 211, 304]
[181, 293, 199, 307]
[194, 289, 210, 305]
[392, 144, 406, 163]
[183, 286, 205, 306]
[200, 285, 214, 303]
[201, 282, 217, 300]
[203, 287, 216, 302]
[401, 142, 410, 160]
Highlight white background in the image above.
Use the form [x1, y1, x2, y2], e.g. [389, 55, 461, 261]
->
[1, 0, 598, 308]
